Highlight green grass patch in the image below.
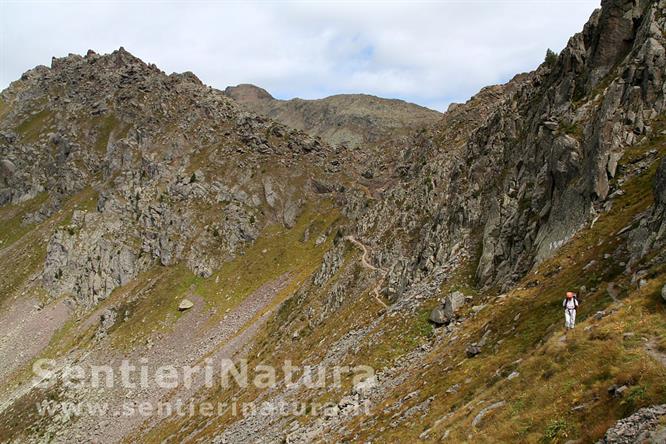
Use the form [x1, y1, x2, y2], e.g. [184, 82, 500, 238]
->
[560, 121, 582, 139]
[0, 97, 8, 120]
[59, 189, 99, 227]
[16, 109, 52, 142]
[109, 264, 196, 349]
[0, 192, 48, 249]
[356, 307, 434, 369]
[541, 419, 570, 443]
[93, 114, 122, 153]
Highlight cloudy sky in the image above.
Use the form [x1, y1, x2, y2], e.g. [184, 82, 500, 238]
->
[1, 0, 599, 111]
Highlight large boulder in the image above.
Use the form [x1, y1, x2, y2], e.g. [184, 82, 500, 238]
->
[0, 159, 16, 180]
[429, 291, 466, 325]
[429, 306, 448, 325]
[466, 344, 481, 358]
[444, 291, 466, 318]
[178, 299, 194, 311]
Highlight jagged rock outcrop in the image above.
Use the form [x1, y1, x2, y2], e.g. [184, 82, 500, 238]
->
[468, 0, 666, 286]
[429, 290, 465, 324]
[597, 404, 666, 443]
[339, 0, 666, 296]
[627, 157, 666, 264]
[1, 47, 344, 306]
[43, 210, 145, 306]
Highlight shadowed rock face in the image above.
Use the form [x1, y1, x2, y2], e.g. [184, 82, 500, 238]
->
[223, 83, 442, 148]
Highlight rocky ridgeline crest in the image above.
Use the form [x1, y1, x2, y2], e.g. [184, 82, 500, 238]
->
[339, 0, 666, 299]
[223, 83, 442, 148]
[1, 47, 347, 306]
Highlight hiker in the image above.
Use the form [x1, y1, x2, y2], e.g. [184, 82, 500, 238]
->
[563, 291, 579, 329]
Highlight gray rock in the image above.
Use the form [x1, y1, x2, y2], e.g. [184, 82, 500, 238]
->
[313, 244, 344, 286]
[443, 291, 466, 319]
[96, 308, 117, 338]
[478, 329, 492, 347]
[472, 401, 506, 428]
[616, 386, 629, 397]
[43, 213, 142, 307]
[597, 404, 666, 444]
[445, 384, 460, 394]
[191, 169, 205, 183]
[178, 299, 194, 311]
[429, 306, 448, 325]
[0, 159, 16, 178]
[608, 384, 629, 398]
[283, 198, 301, 228]
[466, 344, 481, 358]
[352, 376, 377, 397]
[263, 177, 279, 208]
[311, 179, 335, 194]
[430, 291, 466, 325]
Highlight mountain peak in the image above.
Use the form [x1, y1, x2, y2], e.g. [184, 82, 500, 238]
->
[223, 83, 275, 102]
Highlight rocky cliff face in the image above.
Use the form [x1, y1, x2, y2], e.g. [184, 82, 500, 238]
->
[1, 1, 665, 443]
[469, 0, 666, 285]
[0, 48, 346, 307]
[341, 0, 666, 297]
[223, 83, 442, 148]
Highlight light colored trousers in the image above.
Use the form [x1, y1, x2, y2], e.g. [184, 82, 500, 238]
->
[565, 309, 576, 328]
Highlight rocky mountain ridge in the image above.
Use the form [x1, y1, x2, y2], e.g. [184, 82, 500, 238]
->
[223, 83, 442, 148]
[353, 0, 666, 294]
[1, 47, 353, 308]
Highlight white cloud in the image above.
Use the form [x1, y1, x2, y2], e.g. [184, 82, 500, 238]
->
[0, 0, 600, 111]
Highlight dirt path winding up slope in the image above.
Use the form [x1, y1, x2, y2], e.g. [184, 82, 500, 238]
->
[344, 236, 389, 309]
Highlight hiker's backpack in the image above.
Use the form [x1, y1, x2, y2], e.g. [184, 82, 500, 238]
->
[564, 296, 579, 309]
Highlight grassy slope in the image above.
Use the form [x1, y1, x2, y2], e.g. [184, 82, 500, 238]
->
[0, 192, 49, 249]
[138, 232, 443, 441]
[0, 196, 342, 441]
[109, 199, 342, 350]
[127, 201, 344, 442]
[16, 109, 53, 143]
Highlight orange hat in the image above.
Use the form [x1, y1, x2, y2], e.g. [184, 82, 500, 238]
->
[566, 291, 574, 298]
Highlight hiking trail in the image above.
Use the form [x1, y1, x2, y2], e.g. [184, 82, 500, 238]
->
[344, 236, 389, 309]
